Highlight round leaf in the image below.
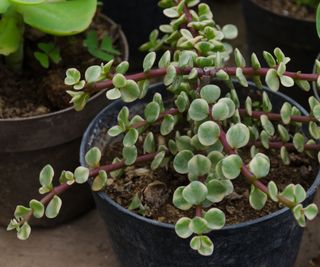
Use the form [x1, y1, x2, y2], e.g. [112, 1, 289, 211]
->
[198, 121, 220, 146]
[182, 181, 208, 205]
[226, 123, 250, 149]
[45, 195, 62, 219]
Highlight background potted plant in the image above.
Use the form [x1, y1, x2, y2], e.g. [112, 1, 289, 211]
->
[242, 0, 320, 107]
[0, 0, 129, 227]
[7, 1, 320, 266]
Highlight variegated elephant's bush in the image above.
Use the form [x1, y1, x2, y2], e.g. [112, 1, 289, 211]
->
[8, 0, 320, 256]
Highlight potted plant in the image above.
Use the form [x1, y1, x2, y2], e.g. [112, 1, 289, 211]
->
[0, 0, 129, 227]
[242, 0, 320, 107]
[7, 1, 320, 266]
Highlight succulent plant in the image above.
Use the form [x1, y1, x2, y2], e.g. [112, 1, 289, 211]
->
[8, 0, 320, 257]
[0, 0, 97, 71]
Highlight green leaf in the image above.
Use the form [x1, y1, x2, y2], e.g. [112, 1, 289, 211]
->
[164, 64, 177, 86]
[280, 102, 292, 124]
[151, 151, 166, 170]
[205, 208, 225, 229]
[45, 195, 62, 219]
[160, 115, 175, 135]
[217, 98, 235, 118]
[293, 133, 305, 152]
[163, 7, 179, 18]
[190, 217, 209, 234]
[190, 235, 214, 256]
[123, 145, 137, 165]
[182, 181, 208, 205]
[112, 73, 127, 88]
[245, 97, 252, 116]
[0, 15, 22, 56]
[158, 50, 171, 68]
[106, 88, 121, 100]
[85, 147, 101, 168]
[198, 121, 220, 146]
[268, 181, 279, 202]
[108, 125, 124, 137]
[294, 184, 306, 204]
[296, 79, 310, 92]
[39, 164, 54, 188]
[143, 132, 156, 153]
[65, 68, 81, 85]
[34, 52, 49, 68]
[236, 67, 248, 87]
[17, 222, 31, 241]
[91, 171, 108, 191]
[226, 123, 250, 149]
[144, 101, 160, 123]
[175, 91, 190, 112]
[260, 115, 275, 136]
[221, 155, 243, 180]
[249, 186, 267, 210]
[116, 61, 129, 74]
[14, 205, 32, 219]
[174, 150, 194, 174]
[262, 92, 272, 112]
[234, 48, 246, 68]
[211, 102, 229, 121]
[305, 204, 318, 220]
[0, 0, 10, 14]
[29, 200, 45, 219]
[175, 217, 193, 238]
[173, 187, 193, 211]
[176, 135, 193, 152]
[265, 69, 280, 91]
[249, 153, 270, 178]
[293, 204, 306, 227]
[280, 184, 295, 202]
[143, 52, 156, 72]
[280, 76, 294, 87]
[59, 170, 75, 185]
[74, 166, 89, 184]
[15, 0, 97, 35]
[263, 51, 276, 67]
[188, 99, 209, 121]
[222, 24, 238, 39]
[251, 53, 261, 70]
[206, 179, 230, 203]
[123, 128, 139, 147]
[188, 155, 212, 177]
[128, 193, 142, 210]
[110, 157, 124, 179]
[200, 84, 221, 104]
[280, 146, 290, 165]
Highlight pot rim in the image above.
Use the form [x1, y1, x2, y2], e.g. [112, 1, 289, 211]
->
[0, 15, 129, 123]
[81, 82, 320, 231]
[247, 0, 316, 24]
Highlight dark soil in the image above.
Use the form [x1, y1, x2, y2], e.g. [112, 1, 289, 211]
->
[254, 0, 316, 21]
[0, 11, 124, 119]
[104, 140, 316, 225]
[309, 255, 320, 267]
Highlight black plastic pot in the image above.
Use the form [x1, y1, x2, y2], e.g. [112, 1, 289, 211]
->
[80, 82, 320, 267]
[0, 16, 129, 227]
[101, 0, 168, 71]
[312, 54, 320, 101]
[242, 0, 320, 107]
